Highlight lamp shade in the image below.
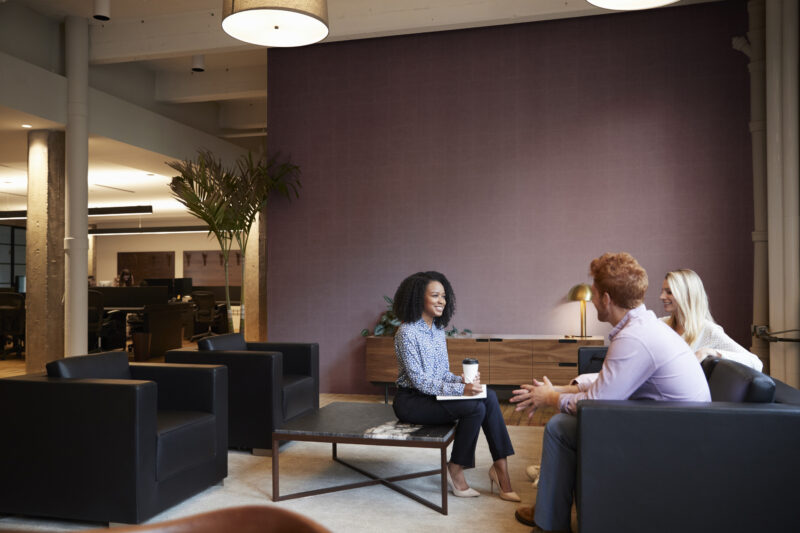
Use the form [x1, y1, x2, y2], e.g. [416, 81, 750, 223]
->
[567, 284, 592, 302]
[222, 0, 329, 47]
[586, 0, 678, 10]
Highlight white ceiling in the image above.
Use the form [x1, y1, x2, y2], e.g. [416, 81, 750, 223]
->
[0, 0, 714, 227]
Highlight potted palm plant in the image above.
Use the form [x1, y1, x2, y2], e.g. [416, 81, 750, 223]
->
[169, 149, 301, 336]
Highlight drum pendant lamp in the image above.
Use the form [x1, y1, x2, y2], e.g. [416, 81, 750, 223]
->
[222, 0, 329, 47]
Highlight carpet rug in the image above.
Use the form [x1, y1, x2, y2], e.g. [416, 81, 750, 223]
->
[0, 425, 545, 532]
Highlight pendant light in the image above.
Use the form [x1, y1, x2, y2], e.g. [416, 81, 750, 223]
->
[586, 0, 679, 10]
[222, 0, 329, 47]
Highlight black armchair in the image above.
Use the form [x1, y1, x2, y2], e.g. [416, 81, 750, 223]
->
[576, 358, 800, 533]
[0, 351, 228, 524]
[166, 333, 319, 454]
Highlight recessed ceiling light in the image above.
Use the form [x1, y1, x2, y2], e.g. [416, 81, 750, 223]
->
[21, 124, 32, 129]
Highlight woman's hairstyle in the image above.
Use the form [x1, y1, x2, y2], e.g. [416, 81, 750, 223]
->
[664, 269, 714, 346]
[392, 271, 456, 328]
[589, 252, 648, 309]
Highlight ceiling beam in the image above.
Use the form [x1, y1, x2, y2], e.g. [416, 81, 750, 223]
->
[219, 100, 266, 130]
[155, 65, 267, 104]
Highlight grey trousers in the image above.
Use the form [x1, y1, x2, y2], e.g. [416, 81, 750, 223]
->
[534, 413, 577, 531]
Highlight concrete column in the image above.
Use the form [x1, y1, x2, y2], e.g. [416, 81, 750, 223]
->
[780, 0, 799, 385]
[244, 212, 268, 341]
[65, 16, 89, 356]
[742, 0, 770, 370]
[25, 130, 65, 372]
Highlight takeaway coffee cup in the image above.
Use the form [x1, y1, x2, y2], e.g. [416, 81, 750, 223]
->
[462, 358, 479, 384]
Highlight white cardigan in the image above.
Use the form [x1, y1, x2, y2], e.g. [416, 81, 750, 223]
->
[664, 317, 763, 371]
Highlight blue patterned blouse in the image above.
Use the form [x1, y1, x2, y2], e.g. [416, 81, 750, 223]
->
[394, 318, 464, 396]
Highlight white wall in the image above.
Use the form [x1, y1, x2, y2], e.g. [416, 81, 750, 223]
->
[94, 233, 239, 283]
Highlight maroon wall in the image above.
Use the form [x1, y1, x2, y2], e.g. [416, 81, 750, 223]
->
[266, 2, 753, 393]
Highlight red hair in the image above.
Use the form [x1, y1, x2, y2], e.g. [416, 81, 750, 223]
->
[589, 252, 648, 309]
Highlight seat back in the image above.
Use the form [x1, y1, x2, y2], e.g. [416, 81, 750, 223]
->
[198, 333, 247, 351]
[191, 291, 216, 325]
[578, 346, 607, 375]
[46, 351, 131, 379]
[707, 358, 775, 403]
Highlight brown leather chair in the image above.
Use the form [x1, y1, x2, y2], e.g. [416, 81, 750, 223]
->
[75, 506, 330, 533]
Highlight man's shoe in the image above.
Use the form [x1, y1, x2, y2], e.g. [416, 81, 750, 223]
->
[515, 505, 571, 532]
[515, 505, 536, 526]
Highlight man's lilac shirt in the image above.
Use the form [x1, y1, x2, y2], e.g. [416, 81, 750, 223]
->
[558, 304, 711, 414]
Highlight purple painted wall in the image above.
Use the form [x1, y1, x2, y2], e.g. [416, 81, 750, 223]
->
[266, 2, 753, 394]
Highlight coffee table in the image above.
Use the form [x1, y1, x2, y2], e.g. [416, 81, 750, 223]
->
[272, 402, 456, 514]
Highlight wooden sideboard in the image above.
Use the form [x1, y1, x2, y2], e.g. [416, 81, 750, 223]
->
[366, 335, 604, 386]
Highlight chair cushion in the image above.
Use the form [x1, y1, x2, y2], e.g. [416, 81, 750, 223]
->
[282, 375, 316, 420]
[45, 351, 131, 379]
[708, 359, 775, 403]
[198, 333, 247, 351]
[156, 410, 217, 481]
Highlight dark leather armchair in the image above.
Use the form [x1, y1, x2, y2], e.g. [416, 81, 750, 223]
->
[166, 333, 319, 454]
[576, 358, 800, 533]
[0, 352, 228, 524]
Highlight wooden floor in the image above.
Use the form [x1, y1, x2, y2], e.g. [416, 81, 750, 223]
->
[0, 358, 552, 426]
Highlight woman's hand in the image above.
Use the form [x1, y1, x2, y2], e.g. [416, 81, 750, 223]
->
[461, 371, 481, 384]
[695, 347, 717, 362]
[463, 379, 484, 396]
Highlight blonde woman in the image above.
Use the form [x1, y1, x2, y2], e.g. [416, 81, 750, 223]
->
[660, 269, 762, 371]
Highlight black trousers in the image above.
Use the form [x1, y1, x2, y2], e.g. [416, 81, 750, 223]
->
[393, 387, 514, 468]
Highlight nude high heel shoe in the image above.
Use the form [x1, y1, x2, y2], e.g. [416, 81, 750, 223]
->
[446, 467, 480, 497]
[489, 465, 521, 502]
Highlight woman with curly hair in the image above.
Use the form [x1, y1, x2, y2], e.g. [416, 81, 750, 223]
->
[661, 269, 762, 370]
[392, 271, 518, 501]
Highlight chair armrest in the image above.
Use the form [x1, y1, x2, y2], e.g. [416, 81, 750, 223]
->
[130, 362, 227, 414]
[0, 376, 158, 522]
[247, 342, 318, 376]
[576, 400, 800, 533]
[773, 377, 800, 405]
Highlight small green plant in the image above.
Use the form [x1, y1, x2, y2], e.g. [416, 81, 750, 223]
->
[361, 296, 401, 337]
[446, 326, 473, 337]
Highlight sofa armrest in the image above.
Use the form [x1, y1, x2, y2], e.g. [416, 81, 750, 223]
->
[576, 400, 800, 533]
[0, 375, 158, 523]
[130, 362, 227, 414]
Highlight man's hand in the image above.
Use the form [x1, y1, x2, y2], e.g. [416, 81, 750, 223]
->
[510, 376, 559, 418]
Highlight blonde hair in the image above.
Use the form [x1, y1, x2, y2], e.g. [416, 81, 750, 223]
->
[664, 269, 714, 346]
[589, 252, 648, 309]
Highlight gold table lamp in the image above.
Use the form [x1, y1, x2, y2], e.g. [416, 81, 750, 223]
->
[567, 283, 592, 337]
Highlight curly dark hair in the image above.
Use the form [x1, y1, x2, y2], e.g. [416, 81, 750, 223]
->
[392, 271, 456, 328]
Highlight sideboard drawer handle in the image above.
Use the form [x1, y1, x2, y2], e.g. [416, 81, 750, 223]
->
[559, 338, 577, 343]
[558, 362, 578, 367]
[489, 338, 503, 342]
[476, 339, 489, 343]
